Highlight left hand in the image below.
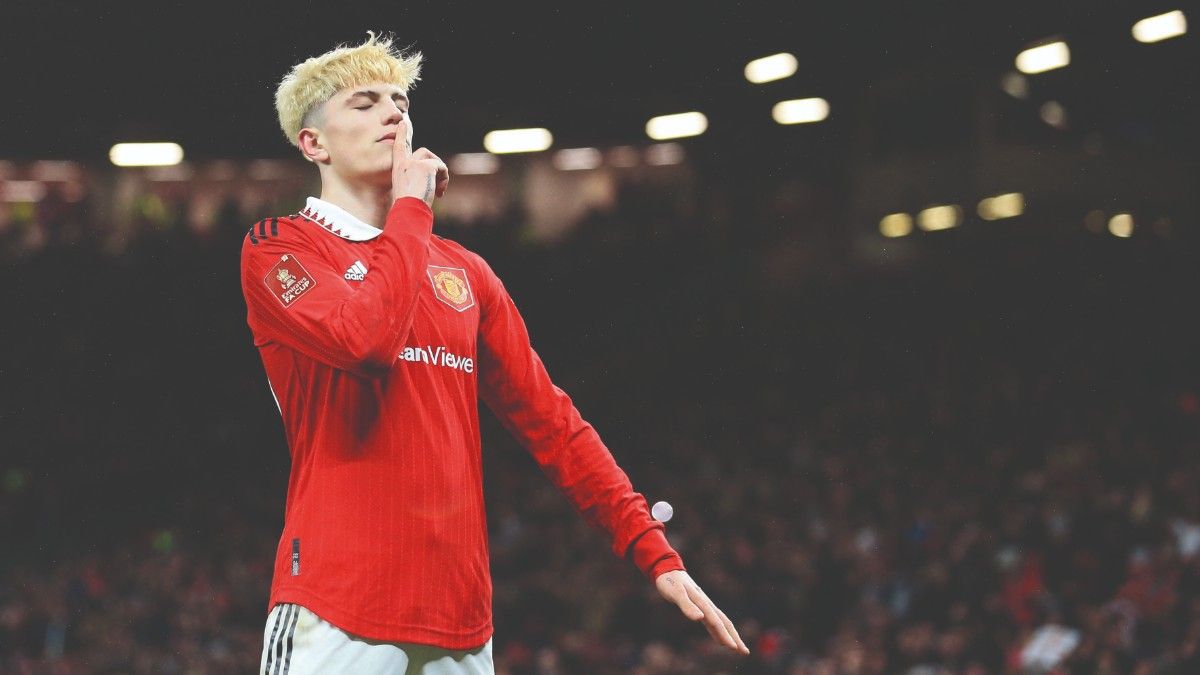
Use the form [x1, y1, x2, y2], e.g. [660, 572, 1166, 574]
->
[655, 569, 750, 656]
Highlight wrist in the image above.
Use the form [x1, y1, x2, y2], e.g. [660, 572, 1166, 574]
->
[629, 526, 685, 581]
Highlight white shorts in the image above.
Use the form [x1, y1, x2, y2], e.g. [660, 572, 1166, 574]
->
[259, 603, 495, 675]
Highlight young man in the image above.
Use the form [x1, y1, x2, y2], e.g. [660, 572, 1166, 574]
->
[240, 33, 749, 674]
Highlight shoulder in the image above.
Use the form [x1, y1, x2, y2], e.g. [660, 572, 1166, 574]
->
[239, 214, 320, 277]
[240, 214, 320, 262]
[432, 234, 496, 279]
[241, 214, 311, 250]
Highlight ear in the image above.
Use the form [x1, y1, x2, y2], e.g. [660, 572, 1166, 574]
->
[298, 127, 329, 164]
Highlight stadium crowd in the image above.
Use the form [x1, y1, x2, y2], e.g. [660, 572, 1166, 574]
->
[2, 172, 1199, 674]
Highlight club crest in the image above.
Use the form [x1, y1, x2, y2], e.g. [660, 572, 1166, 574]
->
[427, 265, 475, 312]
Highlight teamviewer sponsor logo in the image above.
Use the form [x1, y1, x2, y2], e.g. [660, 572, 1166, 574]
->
[398, 345, 475, 373]
[344, 260, 367, 281]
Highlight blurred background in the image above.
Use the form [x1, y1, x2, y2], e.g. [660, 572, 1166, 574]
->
[2, 1, 1199, 673]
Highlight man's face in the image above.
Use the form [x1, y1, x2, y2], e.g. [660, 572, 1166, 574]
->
[306, 81, 413, 185]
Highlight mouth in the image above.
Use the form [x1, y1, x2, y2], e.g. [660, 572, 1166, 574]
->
[378, 132, 397, 143]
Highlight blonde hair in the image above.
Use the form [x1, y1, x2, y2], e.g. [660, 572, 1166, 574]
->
[274, 31, 422, 148]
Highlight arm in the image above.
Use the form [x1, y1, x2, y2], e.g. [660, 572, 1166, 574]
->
[477, 258, 749, 656]
[240, 197, 433, 377]
[475, 258, 684, 582]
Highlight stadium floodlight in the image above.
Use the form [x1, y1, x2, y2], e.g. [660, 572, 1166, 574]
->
[646, 112, 708, 140]
[1132, 10, 1187, 43]
[744, 52, 798, 84]
[1108, 213, 1134, 238]
[917, 204, 962, 231]
[978, 193, 1025, 220]
[552, 147, 602, 171]
[1015, 41, 1070, 74]
[109, 142, 184, 167]
[772, 98, 830, 125]
[450, 153, 500, 175]
[879, 213, 914, 238]
[482, 128, 553, 154]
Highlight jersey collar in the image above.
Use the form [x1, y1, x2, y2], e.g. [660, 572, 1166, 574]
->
[298, 196, 384, 241]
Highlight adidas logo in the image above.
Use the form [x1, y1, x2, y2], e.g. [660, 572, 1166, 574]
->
[344, 260, 368, 281]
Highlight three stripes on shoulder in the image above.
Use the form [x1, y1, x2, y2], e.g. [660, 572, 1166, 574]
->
[246, 217, 284, 245]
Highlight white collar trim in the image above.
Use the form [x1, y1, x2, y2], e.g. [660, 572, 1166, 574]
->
[299, 197, 383, 241]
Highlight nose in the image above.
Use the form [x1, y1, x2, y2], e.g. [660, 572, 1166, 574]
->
[384, 102, 406, 126]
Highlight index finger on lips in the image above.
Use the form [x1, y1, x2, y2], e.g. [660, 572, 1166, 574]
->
[394, 119, 412, 162]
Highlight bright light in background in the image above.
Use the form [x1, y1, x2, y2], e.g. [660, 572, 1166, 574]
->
[483, 128, 552, 154]
[30, 161, 81, 181]
[646, 143, 685, 166]
[772, 98, 830, 125]
[744, 52, 798, 84]
[553, 147, 602, 171]
[1108, 213, 1134, 238]
[646, 112, 708, 140]
[1132, 10, 1187, 43]
[0, 181, 48, 202]
[109, 142, 184, 167]
[1015, 41, 1070, 74]
[450, 153, 500, 175]
[1001, 72, 1029, 99]
[1040, 101, 1067, 128]
[917, 204, 962, 231]
[978, 193, 1025, 220]
[879, 213, 914, 238]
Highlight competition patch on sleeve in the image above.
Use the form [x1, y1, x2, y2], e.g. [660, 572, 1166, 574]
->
[427, 265, 475, 312]
[264, 254, 316, 307]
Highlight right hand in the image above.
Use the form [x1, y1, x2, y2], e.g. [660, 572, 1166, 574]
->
[391, 120, 449, 207]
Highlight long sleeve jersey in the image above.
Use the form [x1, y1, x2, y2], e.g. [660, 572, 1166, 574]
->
[239, 195, 685, 649]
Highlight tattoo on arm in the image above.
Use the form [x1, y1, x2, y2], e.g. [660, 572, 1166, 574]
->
[423, 174, 434, 204]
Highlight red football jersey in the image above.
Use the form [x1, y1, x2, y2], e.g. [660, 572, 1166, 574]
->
[239, 196, 685, 649]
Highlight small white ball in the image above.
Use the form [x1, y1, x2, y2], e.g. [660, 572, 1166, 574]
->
[651, 501, 674, 522]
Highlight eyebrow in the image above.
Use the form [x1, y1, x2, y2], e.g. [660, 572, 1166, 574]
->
[347, 89, 409, 106]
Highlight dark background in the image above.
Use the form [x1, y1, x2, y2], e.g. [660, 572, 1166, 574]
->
[2, 1, 1200, 673]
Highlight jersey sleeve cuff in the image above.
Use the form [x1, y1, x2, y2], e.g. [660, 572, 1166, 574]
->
[386, 197, 435, 235]
[628, 526, 686, 582]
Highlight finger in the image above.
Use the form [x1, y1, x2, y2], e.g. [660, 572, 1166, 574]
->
[689, 589, 737, 650]
[697, 590, 745, 652]
[674, 591, 705, 622]
[717, 610, 749, 654]
[411, 147, 444, 163]
[394, 120, 412, 162]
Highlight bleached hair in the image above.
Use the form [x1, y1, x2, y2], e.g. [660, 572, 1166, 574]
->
[274, 31, 422, 148]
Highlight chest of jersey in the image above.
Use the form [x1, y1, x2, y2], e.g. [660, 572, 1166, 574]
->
[334, 241, 480, 375]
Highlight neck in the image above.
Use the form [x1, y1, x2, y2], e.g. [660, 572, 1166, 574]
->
[318, 173, 393, 230]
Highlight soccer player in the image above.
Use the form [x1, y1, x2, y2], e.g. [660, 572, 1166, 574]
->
[240, 32, 749, 673]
